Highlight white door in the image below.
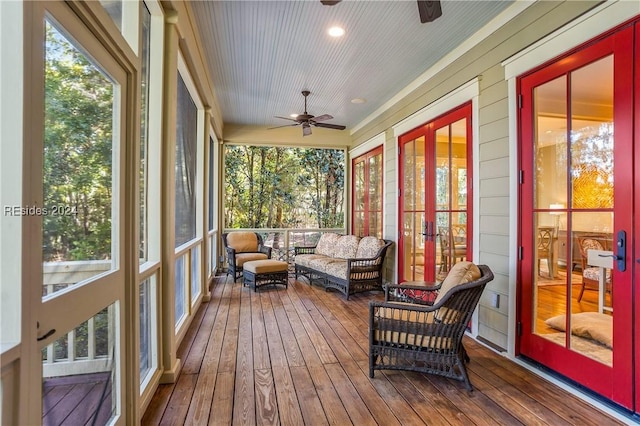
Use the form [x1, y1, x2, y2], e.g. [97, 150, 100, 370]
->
[22, 2, 129, 424]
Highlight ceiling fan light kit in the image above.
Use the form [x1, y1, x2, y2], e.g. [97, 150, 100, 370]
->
[270, 90, 346, 137]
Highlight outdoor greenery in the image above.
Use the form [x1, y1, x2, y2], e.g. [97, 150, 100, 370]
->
[44, 22, 113, 262]
[224, 146, 345, 229]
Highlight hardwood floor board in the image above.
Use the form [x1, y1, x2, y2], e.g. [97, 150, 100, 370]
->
[175, 299, 208, 363]
[462, 354, 566, 425]
[298, 281, 369, 362]
[183, 372, 217, 425]
[260, 289, 289, 368]
[339, 360, 401, 426]
[58, 381, 109, 426]
[234, 286, 257, 425]
[461, 370, 528, 425]
[141, 383, 173, 425]
[276, 285, 324, 367]
[289, 366, 329, 426]
[42, 382, 93, 426]
[141, 276, 627, 426]
[158, 373, 197, 426]
[354, 359, 427, 426]
[466, 339, 623, 426]
[268, 287, 306, 367]
[306, 365, 354, 426]
[209, 371, 235, 425]
[199, 282, 232, 374]
[293, 284, 358, 365]
[254, 368, 279, 426]
[380, 370, 451, 426]
[402, 370, 476, 425]
[271, 366, 305, 426]
[323, 363, 377, 426]
[417, 372, 500, 426]
[285, 281, 338, 364]
[250, 285, 271, 370]
[217, 283, 242, 373]
[181, 287, 221, 374]
[310, 286, 369, 361]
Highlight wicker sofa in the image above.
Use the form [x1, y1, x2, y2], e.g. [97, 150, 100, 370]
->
[294, 233, 393, 299]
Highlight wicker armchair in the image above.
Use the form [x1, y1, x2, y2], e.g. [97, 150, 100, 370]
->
[369, 262, 493, 391]
[222, 232, 272, 281]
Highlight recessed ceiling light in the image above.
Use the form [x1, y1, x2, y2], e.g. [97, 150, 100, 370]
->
[328, 26, 345, 37]
[351, 98, 366, 104]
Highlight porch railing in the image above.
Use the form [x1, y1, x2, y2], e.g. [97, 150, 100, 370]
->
[221, 227, 345, 268]
[42, 260, 113, 378]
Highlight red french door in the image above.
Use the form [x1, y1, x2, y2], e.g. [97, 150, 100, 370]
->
[352, 146, 383, 238]
[519, 22, 638, 411]
[398, 103, 473, 283]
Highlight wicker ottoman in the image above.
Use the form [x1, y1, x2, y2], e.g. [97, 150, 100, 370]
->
[242, 259, 288, 291]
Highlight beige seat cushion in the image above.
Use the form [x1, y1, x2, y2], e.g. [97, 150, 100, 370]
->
[315, 233, 341, 257]
[243, 259, 288, 274]
[235, 252, 268, 267]
[374, 303, 451, 349]
[545, 312, 612, 348]
[356, 236, 385, 258]
[333, 235, 361, 259]
[227, 232, 259, 252]
[295, 254, 327, 268]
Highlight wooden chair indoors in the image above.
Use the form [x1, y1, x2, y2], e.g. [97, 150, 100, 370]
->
[222, 231, 272, 281]
[369, 262, 494, 391]
[577, 236, 612, 303]
[438, 226, 466, 274]
[537, 227, 554, 278]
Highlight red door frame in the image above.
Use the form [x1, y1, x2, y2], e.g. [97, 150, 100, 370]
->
[633, 21, 640, 413]
[351, 145, 383, 237]
[398, 102, 473, 283]
[517, 24, 635, 410]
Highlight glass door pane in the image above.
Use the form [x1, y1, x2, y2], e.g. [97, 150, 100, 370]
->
[434, 118, 468, 280]
[43, 21, 115, 297]
[532, 56, 614, 366]
[37, 8, 127, 423]
[399, 104, 472, 283]
[401, 137, 426, 281]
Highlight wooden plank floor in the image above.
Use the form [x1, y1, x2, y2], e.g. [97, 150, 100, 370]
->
[42, 372, 113, 426]
[142, 275, 625, 425]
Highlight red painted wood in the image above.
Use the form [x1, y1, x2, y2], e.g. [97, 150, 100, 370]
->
[518, 23, 636, 410]
[398, 102, 473, 283]
[352, 145, 383, 237]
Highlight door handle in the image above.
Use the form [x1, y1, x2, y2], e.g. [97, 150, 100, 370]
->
[600, 230, 626, 272]
[37, 328, 56, 341]
[421, 222, 434, 241]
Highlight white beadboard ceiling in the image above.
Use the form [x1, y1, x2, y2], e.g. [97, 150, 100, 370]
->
[190, 0, 513, 133]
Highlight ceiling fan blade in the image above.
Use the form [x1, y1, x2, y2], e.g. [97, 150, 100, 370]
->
[417, 0, 442, 23]
[267, 123, 299, 130]
[312, 114, 333, 122]
[314, 122, 346, 130]
[302, 123, 312, 136]
[320, 0, 341, 5]
[274, 115, 299, 122]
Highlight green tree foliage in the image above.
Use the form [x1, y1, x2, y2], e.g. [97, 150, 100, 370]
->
[224, 146, 344, 229]
[43, 23, 113, 261]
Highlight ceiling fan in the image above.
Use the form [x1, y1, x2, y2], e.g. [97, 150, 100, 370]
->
[269, 90, 346, 137]
[321, 0, 442, 24]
